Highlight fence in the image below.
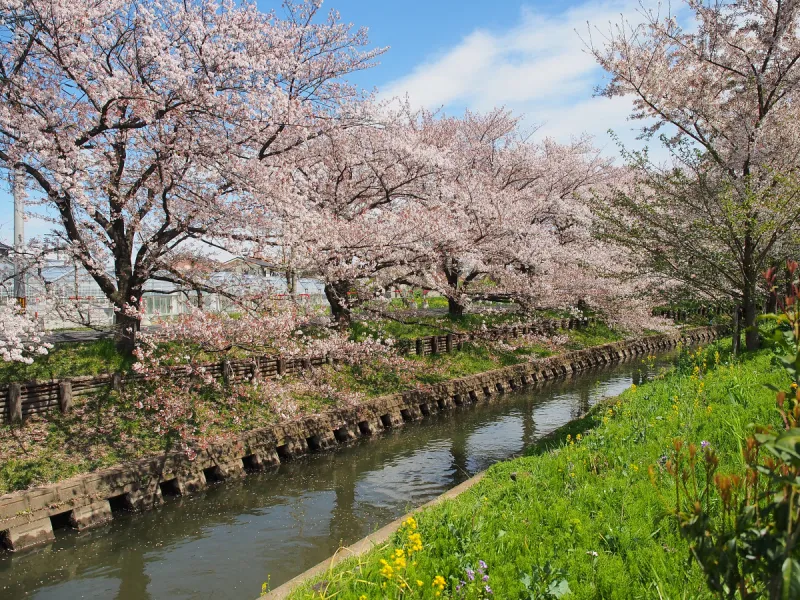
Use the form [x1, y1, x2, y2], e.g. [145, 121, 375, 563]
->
[0, 317, 596, 423]
[653, 305, 729, 321]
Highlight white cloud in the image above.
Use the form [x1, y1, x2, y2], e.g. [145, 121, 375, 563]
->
[382, 0, 669, 158]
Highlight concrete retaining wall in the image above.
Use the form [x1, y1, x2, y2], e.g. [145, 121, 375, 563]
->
[0, 326, 722, 552]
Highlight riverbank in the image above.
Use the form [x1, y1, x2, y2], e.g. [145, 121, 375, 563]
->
[0, 321, 619, 495]
[0, 328, 717, 553]
[279, 336, 786, 599]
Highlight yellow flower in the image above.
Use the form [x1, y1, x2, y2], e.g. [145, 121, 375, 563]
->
[630, 383, 637, 391]
[395, 548, 404, 558]
[792, 382, 798, 390]
[359, 596, 368, 600]
[433, 575, 446, 591]
[380, 559, 394, 579]
[576, 433, 582, 441]
[417, 580, 424, 587]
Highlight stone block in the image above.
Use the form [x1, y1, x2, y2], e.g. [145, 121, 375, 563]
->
[2, 517, 55, 551]
[307, 430, 337, 452]
[357, 418, 383, 436]
[25, 488, 58, 513]
[69, 500, 113, 531]
[333, 425, 359, 443]
[214, 460, 246, 479]
[243, 448, 280, 470]
[176, 471, 207, 495]
[124, 485, 163, 511]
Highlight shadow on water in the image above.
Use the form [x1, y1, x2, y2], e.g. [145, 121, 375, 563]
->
[0, 353, 675, 600]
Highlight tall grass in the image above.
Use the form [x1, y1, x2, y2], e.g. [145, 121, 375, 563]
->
[284, 340, 787, 599]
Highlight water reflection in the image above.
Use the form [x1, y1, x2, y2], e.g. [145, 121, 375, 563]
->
[0, 354, 672, 600]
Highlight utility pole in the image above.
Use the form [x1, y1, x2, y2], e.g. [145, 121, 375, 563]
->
[13, 167, 26, 309]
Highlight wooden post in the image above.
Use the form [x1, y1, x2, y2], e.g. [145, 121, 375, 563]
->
[58, 381, 73, 414]
[446, 333, 453, 353]
[222, 360, 234, 385]
[277, 357, 286, 376]
[415, 339, 423, 355]
[111, 373, 123, 391]
[431, 336, 438, 354]
[326, 353, 333, 365]
[302, 358, 311, 371]
[8, 383, 22, 423]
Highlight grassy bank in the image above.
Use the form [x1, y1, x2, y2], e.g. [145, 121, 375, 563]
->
[0, 323, 619, 495]
[283, 339, 786, 599]
[0, 310, 559, 384]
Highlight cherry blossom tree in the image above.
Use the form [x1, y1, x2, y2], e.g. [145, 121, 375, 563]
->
[0, 0, 383, 352]
[589, 0, 800, 350]
[0, 304, 50, 363]
[251, 102, 444, 325]
[404, 109, 616, 319]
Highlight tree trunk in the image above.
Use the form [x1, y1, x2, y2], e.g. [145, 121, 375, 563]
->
[443, 256, 464, 319]
[325, 281, 352, 328]
[731, 301, 741, 356]
[447, 296, 465, 318]
[742, 273, 760, 352]
[114, 307, 141, 355]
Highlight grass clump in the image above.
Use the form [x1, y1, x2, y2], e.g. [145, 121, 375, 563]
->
[0, 339, 133, 383]
[284, 339, 787, 599]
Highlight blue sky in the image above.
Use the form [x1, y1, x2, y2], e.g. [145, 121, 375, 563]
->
[1, 0, 661, 244]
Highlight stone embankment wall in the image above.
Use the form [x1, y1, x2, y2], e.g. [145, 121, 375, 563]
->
[0, 326, 722, 552]
[0, 317, 591, 423]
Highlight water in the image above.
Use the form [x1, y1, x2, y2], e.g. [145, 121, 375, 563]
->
[0, 353, 675, 599]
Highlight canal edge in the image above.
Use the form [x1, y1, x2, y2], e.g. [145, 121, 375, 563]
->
[263, 472, 488, 600]
[0, 326, 724, 552]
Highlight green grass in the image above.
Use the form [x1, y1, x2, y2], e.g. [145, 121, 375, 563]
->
[330, 341, 555, 398]
[563, 322, 624, 350]
[0, 339, 133, 383]
[350, 311, 526, 341]
[284, 339, 787, 600]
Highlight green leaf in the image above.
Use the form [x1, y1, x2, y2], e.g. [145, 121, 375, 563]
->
[549, 578, 571, 598]
[782, 557, 800, 600]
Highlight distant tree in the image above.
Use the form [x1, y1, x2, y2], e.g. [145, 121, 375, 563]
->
[589, 0, 800, 350]
[0, 0, 382, 352]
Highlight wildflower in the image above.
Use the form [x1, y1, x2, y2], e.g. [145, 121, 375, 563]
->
[379, 559, 394, 579]
[479, 560, 487, 570]
[485, 584, 493, 595]
[576, 433, 582, 441]
[359, 596, 367, 600]
[433, 575, 446, 590]
[466, 568, 475, 581]
[417, 580, 424, 587]
[701, 440, 710, 449]
[630, 383, 637, 392]
[586, 550, 599, 557]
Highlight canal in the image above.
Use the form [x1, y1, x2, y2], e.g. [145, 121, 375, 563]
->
[1, 353, 674, 599]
